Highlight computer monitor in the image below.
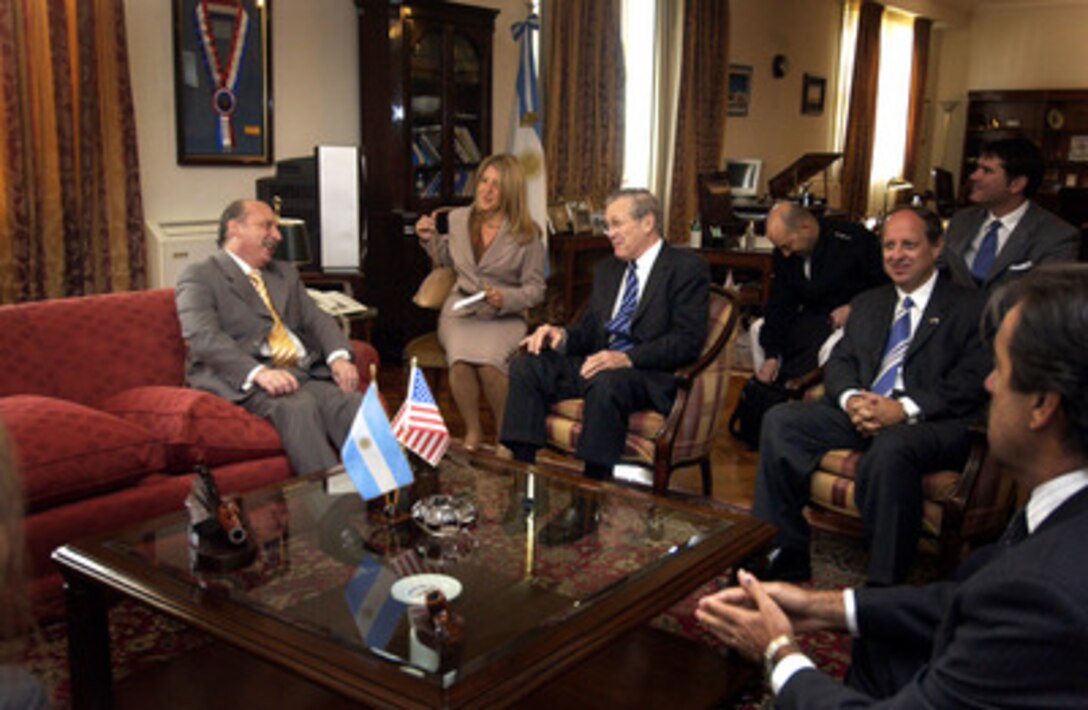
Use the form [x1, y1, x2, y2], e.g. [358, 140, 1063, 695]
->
[724, 158, 762, 198]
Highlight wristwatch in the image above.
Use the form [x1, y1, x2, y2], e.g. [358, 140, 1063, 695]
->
[763, 633, 800, 678]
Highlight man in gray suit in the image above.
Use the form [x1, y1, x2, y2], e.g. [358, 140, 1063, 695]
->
[175, 199, 362, 475]
[696, 264, 1088, 708]
[942, 137, 1079, 291]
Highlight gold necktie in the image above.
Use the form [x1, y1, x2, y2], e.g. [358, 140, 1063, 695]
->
[248, 271, 299, 367]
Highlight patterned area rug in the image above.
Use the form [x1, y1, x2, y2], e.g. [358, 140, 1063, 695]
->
[18, 530, 892, 709]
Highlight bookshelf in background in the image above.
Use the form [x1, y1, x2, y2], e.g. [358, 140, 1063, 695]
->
[357, 1, 496, 361]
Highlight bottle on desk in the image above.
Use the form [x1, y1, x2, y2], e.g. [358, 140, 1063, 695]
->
[744, 220, 757, 251]
[689, 218, 702, 248]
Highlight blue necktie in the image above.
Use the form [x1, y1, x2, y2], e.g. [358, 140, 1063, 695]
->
[606, 262, 639, 352]
[871, 296, 913, 397]
[971, 220, 1001, 282]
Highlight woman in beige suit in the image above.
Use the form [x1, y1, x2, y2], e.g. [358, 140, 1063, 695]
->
[415, 154, 546, 450]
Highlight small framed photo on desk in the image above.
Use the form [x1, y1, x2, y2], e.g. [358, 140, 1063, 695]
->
[566, 200, 593, 234]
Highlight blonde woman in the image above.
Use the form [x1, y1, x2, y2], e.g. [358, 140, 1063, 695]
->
[0, 423, 48, 708]
[415, 154, 547, 450]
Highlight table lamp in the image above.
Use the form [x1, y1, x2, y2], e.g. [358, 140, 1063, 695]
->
[882, 177, 914, 217]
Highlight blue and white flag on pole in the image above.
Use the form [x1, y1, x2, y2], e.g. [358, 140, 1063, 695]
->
[340, 383, 414, 501]
[507, 12, 549, 274]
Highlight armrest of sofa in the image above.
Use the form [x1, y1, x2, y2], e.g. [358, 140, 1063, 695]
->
[350, 339, 381, 391]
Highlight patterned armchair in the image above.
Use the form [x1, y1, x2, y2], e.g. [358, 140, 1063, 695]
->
[544, 285, 740, 496]
[808, 418, 1016, 573]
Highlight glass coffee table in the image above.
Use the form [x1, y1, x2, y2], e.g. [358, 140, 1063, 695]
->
[54, 449, 773, 708]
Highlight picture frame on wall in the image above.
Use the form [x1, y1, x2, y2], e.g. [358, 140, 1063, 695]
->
[802, 74, 826, 116]
[728, 64, 753, 117]
[173, 0, 273, 165]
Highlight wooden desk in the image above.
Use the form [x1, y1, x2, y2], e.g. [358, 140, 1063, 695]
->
[697, 247, 774, 307]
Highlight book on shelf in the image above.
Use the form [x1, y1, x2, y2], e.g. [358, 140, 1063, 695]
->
[410, 141, 429, 167]
[453, 125, 482, 162]
[415, 132, 442, 164]
[420, 172, 443, 198]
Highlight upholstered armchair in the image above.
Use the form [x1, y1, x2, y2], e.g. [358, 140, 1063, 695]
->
[803, 393, 1016, 572]
[544, 285, 741, 497]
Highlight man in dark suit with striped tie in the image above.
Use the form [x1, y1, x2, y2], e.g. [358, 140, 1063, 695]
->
[500, 189, 709, 543]
[696, 264, 1088, 708]
[750, 207, 991, 585]
[941, 137, 1079, 292]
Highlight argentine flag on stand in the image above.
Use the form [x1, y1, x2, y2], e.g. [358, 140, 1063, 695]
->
[507, 12, 549, 274]
[340, 383, 414, 501]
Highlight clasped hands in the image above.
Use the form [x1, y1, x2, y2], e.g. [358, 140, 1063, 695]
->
[254, 359, 360, 397]
[846, 391, 906, 436]
[519, 324, 632, 379]
[695, 569, 843, 664]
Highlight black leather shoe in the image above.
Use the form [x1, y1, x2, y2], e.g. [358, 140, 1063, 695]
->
[538, 496, 598, 546]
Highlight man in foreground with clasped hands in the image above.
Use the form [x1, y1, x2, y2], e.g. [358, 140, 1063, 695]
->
[697, 264, 1088, 707]
[175, 199, 362, 476]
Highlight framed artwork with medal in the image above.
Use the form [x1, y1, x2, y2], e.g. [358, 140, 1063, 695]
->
[173, 0, 272, 165]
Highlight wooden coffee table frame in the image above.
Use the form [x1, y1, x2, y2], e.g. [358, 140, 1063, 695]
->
[54, 453, 773, 709]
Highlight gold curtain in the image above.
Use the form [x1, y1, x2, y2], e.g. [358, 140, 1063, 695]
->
[902, 16, 932, 188]
[542, 0, 625, 207]
[0, 0, 145, 304]
[666, 0, 730, 244]
[841, 1, 883, 220]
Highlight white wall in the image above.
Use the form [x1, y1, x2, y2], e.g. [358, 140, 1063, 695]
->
[125, 0, 523, 225]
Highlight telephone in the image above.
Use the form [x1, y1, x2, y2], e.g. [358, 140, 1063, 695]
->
[307, 288, 369, 317]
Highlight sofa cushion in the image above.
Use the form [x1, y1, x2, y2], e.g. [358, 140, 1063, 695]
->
[100, 386, 283, 471]
[0, 289, 187, 406]
[0, 395, 165, 511]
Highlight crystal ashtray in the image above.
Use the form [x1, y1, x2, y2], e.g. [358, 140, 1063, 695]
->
[411, 495, 477, 537]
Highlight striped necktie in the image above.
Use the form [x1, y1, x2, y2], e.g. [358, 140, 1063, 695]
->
[871, 296, 913, 397]
[970, 219, 1001, 282]
[606, 262, 639, 352]
[248, 271, 299, 368]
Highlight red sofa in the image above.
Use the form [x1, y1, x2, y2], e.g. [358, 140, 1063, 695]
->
[0, 288, 379, 615]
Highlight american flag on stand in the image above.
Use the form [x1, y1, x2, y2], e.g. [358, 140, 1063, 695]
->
[391, 361, 450, 467]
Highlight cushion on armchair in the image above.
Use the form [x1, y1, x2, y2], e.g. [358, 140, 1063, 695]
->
[545, 399, 662, 465]
[100, 386, 282, 471]
[0, 395, 165, 512]
[810, 449, 965, 538]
